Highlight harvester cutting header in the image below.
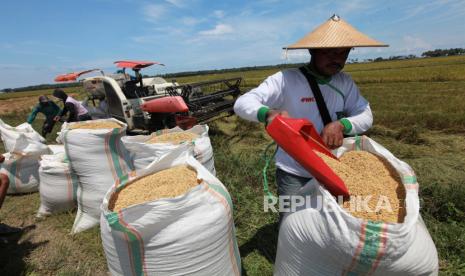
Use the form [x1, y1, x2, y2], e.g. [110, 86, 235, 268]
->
[55, 60, 242, 132]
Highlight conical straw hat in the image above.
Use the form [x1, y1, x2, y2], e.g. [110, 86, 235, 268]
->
[284, 15, 388, 49]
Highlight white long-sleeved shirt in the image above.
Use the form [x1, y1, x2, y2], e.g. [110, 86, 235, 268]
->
[234, 68, 373, 177]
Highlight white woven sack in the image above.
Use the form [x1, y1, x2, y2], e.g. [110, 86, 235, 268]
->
[37, 152, 78, 217]
[0, 119, 45, 152]
[48, 144, 66, 154]
[274, 136, 438, 276]
[59, 118, 134, 233]
[122, 125, 216, 175]
[100, 145, 240, 276]
[1, 152, 40, 194]
[11, 133, 50, 156]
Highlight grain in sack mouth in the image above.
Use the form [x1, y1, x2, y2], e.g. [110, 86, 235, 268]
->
[109, 165, 202, 212]
[146, 132, 199, 144]
[68, 121, 123, 130]
[315, 150, 407, 223]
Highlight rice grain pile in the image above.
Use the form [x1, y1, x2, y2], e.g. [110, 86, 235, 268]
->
[315, 150, 406, 223]
[68, 121, 122, 129]
[146, 132, 198, 144]
[109, 165, 200, 211]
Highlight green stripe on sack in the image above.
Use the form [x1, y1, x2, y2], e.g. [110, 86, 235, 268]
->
[106, 212, 144, 276]
[115, 176, 131, 191]
[355, 135, 361, 151]
[348, 222, 384, 275]
[121, 145, 135, 172]
[231, 226, 242, 273]
[403, 175, 417, 184]
[108, 129, 127, 182]
[70, 170, 79, 202]
[207, 183, 241, 272]
[64, 130, 85, 226]
[207, 183, 234, 211]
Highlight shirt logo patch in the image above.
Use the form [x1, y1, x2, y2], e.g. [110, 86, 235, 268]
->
[301, 97, 315, 103]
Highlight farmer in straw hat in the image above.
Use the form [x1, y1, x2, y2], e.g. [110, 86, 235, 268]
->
[234, 14, 388, 221]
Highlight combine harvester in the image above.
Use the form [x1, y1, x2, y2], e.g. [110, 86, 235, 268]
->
[55, 60, 242, 132]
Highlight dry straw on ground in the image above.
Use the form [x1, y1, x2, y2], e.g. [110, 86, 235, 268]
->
[146, 132, 198, 144]
[316, 150, 406, 223]
[109, 165, 200, 211]
[68, 121, 122, 130]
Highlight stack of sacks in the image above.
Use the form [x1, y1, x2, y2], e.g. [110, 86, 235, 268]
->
[274, 136, 438, 276]
[37, 145, 78, 217]
[100, 145, 240, 275]
[58, 119, 134, 233]
[0, 133, 50, 194]
[122, 125, 215, 175]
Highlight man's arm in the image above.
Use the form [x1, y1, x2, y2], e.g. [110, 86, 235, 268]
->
[64, 102, 76, 122]
[51, 101, 62, 117]
[341, 76, 373, 135]
[27, 106, 40, 124]
[234, 72, 285, 123]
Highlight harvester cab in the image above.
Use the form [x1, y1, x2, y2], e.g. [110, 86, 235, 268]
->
[70, 60, 242, 133]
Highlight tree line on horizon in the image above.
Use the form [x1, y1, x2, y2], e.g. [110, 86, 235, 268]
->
[2, 48, 464, 93]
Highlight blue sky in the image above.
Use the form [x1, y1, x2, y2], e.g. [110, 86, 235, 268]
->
[1, 0, 464, 89]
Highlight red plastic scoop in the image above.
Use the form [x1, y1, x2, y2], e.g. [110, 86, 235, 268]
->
[266, 115, 349, 198]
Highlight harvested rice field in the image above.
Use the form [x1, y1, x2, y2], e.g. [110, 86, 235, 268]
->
[109, 165, 200, 211]
[147, 132, 199, 144]
[316, 150, 406, 223]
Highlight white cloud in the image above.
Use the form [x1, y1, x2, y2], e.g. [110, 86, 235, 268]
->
[0, 43, 14, 49]
[182, 17, 204, 26]
[213, 10, 225, 18]
[165, 0, 184, 8]
[282, 49, 310, 62]
[401, 35, 432, 52]
[0, 64, 31, 70]
[338, 0, 374, 14]
[199, 24, 234, 36]
[392, 0, 465, 24]
[143, 4, 167, 21]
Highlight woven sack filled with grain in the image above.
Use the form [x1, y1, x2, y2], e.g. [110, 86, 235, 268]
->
[0, 133, 51, 194]
[0, 119, 46, 152]
[48, 144, 66, 154]
[36, 151, 78, 217]
[100, 145, 240, 276]
[58, 118, 134, 233]
[122, 125, 216, 175]
[1, 152, 41, 194]
[274, 136, 438, 276]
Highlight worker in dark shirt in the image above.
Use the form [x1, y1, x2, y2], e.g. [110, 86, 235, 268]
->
[52, 89, 92, 122]
[27, 95, 61, 137]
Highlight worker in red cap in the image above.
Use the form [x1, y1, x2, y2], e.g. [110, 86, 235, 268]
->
[27, 95, 61, 138]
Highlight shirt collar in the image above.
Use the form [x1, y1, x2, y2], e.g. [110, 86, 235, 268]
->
[304, 64, 332, 84]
